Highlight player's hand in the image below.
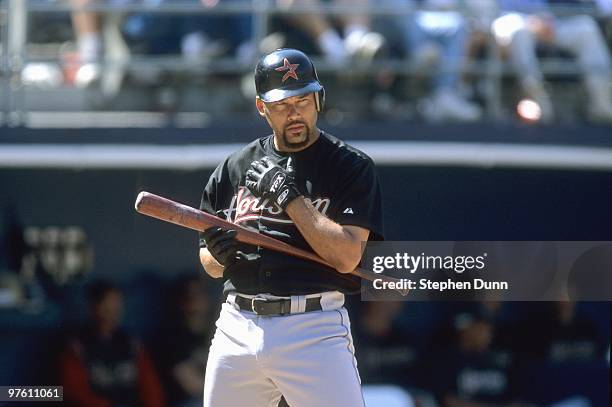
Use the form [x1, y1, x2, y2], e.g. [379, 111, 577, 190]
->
[201, 226, 241, 266]
[245, 156, 301, 209]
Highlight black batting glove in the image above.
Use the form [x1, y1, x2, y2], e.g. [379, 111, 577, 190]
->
[245, 156, 301, 210]
[201, 227, 241, 266]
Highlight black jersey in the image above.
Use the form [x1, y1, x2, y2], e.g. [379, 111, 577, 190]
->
[199, 131, 384, 296]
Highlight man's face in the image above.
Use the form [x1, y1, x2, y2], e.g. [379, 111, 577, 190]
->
[256, 93, 318, 151]
[93, 290, 123, 332]
[460, 321, 493, 353]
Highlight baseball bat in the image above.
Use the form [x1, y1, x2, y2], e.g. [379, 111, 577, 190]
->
[134, 191, 408, 295]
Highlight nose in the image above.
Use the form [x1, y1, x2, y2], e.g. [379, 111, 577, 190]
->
[287, 103, 301, 119]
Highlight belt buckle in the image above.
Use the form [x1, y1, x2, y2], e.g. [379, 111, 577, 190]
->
[251, 297, 268, 315]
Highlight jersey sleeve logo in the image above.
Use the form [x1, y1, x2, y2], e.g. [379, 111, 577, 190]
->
[342, 207, 354, 214]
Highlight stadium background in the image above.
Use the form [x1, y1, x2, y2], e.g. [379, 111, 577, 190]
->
[0, 1, 610, 406]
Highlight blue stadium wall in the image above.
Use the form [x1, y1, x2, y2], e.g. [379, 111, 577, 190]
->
[2, 165, 611, 278]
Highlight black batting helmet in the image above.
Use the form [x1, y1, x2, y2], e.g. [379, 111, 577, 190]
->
[255, 48, 325, 111]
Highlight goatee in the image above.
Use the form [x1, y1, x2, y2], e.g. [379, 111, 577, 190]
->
[282, 123, 313, 149]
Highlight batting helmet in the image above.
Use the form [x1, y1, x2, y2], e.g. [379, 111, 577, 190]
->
[255, 48, 325, 111]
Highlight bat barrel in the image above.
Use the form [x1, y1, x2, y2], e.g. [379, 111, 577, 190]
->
[135, 191, 208, 232]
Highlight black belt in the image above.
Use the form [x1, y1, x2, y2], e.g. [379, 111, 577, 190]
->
[234, 295, 322, 316]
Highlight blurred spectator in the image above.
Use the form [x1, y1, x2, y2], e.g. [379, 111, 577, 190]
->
[353, 301, 418, 388]
[439, 301, 523, 354]
[67, 0, 254, 88]
[277, 0, 386, 65]
[68, 0, 133, 88]
[123, 0, 253, 63]
[491, 0, 612, 123]
[59, 279, 165, 407]
[382, 0, 483, 122]
[523, 302, 606, 363]
[427, 311, 527, 407]
[154, 275, 215, 407]
[70, 0, 104, 86]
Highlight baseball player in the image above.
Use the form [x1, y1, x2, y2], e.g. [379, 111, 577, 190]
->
[198, 48, 384, 406]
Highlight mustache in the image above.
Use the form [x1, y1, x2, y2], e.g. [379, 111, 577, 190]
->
[285, 121, 307, 128]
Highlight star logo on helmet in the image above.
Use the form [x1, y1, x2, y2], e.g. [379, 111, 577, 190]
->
[275, 58, 299, 82]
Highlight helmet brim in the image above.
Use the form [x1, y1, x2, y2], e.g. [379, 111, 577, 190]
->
[258, 81, 323, 103]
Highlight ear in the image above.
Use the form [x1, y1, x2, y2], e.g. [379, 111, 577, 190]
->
[255, 97, 266, 117]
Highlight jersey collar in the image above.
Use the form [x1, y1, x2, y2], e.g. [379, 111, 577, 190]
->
[264, 130, 324, 160]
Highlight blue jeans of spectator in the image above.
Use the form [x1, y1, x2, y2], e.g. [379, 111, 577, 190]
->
[123, 0, 252, 55]
[405, 11, 467, 93]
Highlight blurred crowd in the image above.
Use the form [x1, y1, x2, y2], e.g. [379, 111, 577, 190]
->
[0, 213, 609, 406]
[58, 277, 211, 407]
[352, 299, 610, 406]
[12, 0, 612, 123]
[0, 214, 609, 406]
[0, 269, 609, 406]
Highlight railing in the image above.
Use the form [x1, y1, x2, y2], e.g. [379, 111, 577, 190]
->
[0, 0, 608, 127]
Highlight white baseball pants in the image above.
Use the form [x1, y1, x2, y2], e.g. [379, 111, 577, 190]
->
[203, 292, 365, 407]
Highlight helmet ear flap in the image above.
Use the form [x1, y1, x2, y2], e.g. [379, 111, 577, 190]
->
[316, 87, 325, 112]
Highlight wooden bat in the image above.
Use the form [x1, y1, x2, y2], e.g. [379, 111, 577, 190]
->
[134, 191, 408, 295]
